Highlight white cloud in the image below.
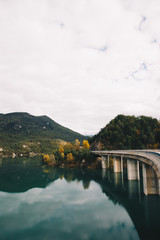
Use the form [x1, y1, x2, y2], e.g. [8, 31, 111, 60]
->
[0, 0, 160, 135]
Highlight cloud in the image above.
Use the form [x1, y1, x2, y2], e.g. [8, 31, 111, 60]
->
[0, 0, 160, 134]
[0, 179, 139, 240]
[138, 16, 147, 31]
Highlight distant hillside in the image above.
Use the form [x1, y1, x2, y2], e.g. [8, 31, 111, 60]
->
[0, 112, 85, 154]
[90, 114, 160, 150]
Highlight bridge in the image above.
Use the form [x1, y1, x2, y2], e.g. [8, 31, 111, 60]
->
[92, 150, 160, 195]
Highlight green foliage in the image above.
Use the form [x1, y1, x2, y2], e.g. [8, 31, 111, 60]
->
[0, 112, 84, 142]
[91, 114, 160, 150]
[0, 112, 85, 154]
[43, 140, 98, 169]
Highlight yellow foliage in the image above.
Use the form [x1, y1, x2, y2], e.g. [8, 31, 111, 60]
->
[61, 152, 65, 158]
[59, 146, 64, 154]
[82, 140, 90, 149]
[66, 153, 74, 162]
[43, 154, 51, 163]
[43, 169, 49, 173]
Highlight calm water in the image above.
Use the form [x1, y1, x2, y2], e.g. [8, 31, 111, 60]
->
[0, 158, 160, 240]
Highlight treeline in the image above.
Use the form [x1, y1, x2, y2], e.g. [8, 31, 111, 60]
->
[90, 115, 160, 150]
[0, 139, 61, 157]
[43, 140, 100, 169]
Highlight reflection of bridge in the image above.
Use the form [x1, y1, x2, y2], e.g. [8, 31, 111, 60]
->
[92, 150, 160, 195]
[99, 169, 160, 240]
[1, 159, 160, 240]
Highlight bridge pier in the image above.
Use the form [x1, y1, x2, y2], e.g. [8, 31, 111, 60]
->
[113, 157, 123, 173]
[121, 156, 123, 174]
[101, 155, 110, 169]
[93, 150, 160, 195]
[127, 159, 140, 180]
[142, 164, 159, 195]
[158, 179, 160, 195]
[107, 155, 110, 168]
[101, 156, 107, 169]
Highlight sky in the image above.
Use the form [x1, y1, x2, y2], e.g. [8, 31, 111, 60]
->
[0, 0, 160, 135]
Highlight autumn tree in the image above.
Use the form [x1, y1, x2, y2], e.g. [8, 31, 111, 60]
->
[66, 153, 74, 163]
[82, 140, 90, 149]
[59, 146, 64, 154]
[60, 152, 65, 159]
[43, 154, 51, 163]
[75, 139, 80, 151]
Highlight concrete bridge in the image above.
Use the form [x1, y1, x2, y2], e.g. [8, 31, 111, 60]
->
[92, 150, 160, 195]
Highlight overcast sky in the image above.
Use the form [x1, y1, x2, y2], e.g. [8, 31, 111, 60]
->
[0, 0, 160, 135]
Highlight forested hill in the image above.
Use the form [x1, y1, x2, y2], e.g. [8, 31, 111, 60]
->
[90, 115, 160, 150]
[0, 112, 85, 143]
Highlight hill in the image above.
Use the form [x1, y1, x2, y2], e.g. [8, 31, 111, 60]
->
[90, 114, 160, 150]
[0, 112, 85, 155]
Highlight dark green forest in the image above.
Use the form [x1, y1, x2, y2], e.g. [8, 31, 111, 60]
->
[1, 113, 160, 156]
[0, 112, 85, 155]
[90, 115, 160, 150]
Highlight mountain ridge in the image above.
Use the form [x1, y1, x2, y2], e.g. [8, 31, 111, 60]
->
[0, 112, 85, 143]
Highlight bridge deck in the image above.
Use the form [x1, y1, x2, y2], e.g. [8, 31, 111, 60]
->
[92, 150, 160, 178]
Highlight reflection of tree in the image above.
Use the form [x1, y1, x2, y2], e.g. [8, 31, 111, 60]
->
[59, 173, 64, 180]
[65, 171, 75, 182]
[82, 180, 90, 190]
[2, 160, 160, 240]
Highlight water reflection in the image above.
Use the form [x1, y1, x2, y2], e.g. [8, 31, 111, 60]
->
[0, 158, 160, 239]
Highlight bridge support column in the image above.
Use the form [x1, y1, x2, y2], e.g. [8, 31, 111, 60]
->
[142, 164, 159, 195]
[142, 164, 147, 195]
[158, 179, 160, 195]
[102, 156, 107, 169]
[127, 159, 140, 180]
[107, 155, 110, 168]
[113, 157, 122, 173]
[121, 156, 124, 186]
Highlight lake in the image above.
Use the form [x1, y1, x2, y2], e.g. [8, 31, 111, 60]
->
[0, 157, 160, 240]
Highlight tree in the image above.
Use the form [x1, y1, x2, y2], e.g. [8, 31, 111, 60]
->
[43, 154, 51, 163]
[60, 152, 65, 159]
[50, 154, 55, 161]
[64, 142, 73, 151]
[66, 153, 74, 163]
[82, 140, 90, 149]
[75, 139, 80, 150]
[59, 146, 64, 154]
